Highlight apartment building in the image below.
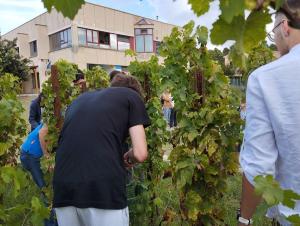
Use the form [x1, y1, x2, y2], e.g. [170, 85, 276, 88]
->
[3, 2, 176, 94]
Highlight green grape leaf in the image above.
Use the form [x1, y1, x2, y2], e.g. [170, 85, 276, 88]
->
[196, 26, 209, 45]
[188, 0, 212, 17]
[211, 10, 271, 67]
[153, 197, 164, 208]
[186, 190, 202, 221]
[254, 175, 283, 205]
[282, 190, 300, 209]
[0, 142, 11, 156]
[31, 196, 50, 225]
[229, 43, 246, 68]
[211, 10, 271, 51]
[286, 214, 300, 224]
[42, 0, 85, 19]
[243, 10, 272, 51]
[220, 0, 245, 23]
[275, 0, 285, 10]
[176, 166, 194, 189]
[188, 130, 198, 142]
[211, 15, 245, 45]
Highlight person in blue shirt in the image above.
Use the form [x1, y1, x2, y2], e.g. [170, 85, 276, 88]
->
[20, 123, 49, 188]
[20, 124, 57, 226]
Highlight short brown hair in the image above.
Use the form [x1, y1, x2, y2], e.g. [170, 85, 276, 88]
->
[110, 73, 143, 97]
[109, 70, 124, 82]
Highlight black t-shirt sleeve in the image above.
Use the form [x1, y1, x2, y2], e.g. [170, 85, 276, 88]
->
[128, 92, 151, 128]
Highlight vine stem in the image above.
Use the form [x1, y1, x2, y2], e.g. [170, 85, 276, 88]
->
[21, 209, 32, 226]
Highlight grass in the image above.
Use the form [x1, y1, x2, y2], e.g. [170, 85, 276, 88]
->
[128, 173, 272, 226]
[155, 175, 272, 226]
[221, 175, 272, 226]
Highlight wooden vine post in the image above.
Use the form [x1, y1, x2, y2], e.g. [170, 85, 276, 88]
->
[194, 70, 205, 106]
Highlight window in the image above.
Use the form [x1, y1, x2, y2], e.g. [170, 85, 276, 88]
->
[60, 29, 71, 48]
[29, 41, 37, 57]
[135, 28, 152, 35]
[78, 28, 110, 48]
[134, 28, 153, 53]
[117, 35, 130, 51]
[78, 28, 131, 51]
[144, 35, 153, 52]
[78, 28, 86, 45]
[86, 29, 99, 47]
[49, 28, 72, 51]
[110, 34, 117, 50]
[99, 31, 110, 45]
[135, 36, 144, 52]
[87, 64, 102, 70]
[86, 30, 92, 43]
[93, 31, 99, 43]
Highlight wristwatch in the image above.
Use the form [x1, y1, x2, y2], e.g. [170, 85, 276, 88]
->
[236, 208, 253, 225]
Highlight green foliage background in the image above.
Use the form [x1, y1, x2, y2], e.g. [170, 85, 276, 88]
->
[0, 74, 49, 226]
[0, 39, 31, 81]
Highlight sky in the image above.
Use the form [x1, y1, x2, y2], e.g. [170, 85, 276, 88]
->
[0, 0, 273, 48]
[0, 0, 220, 34]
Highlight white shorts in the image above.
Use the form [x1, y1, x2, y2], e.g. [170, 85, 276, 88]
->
[55, 206, 129, 226]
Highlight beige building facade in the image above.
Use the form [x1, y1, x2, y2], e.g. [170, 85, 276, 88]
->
[3, 2, 176, 94]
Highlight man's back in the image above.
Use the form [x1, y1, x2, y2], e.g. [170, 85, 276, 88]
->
[240, 44, 300, 218]
[53, 87, 150, 209]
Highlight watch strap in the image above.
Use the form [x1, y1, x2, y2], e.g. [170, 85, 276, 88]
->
[238, 216, 253, 225]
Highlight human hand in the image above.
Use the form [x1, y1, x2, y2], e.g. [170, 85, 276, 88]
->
[47, 163, 54, 172]
[44, 152, 51, 160]
[123, 149, 135, 169]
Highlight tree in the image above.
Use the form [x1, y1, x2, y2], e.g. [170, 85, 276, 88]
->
[208, 48, 235, 77]
[208, 48, 225, 67]
[245, 41, 275, 81]
[0, 38, 31, 81]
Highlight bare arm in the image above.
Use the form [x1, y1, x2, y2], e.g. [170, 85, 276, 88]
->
[238, 174, 262, 226]
[239, 74, 278, 225]
[39, 125, 49, 157]
[126, 125, 148, 163]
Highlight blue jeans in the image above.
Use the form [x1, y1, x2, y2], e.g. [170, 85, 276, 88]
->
[163, 108, 171, 125]
[20, 152, 57, 226]
[20, 152, 45, 188]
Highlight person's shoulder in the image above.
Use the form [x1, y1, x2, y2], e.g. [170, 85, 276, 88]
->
[113, 87, 144, 103]
[109, 87, 139, 96]
[79, 89, 101, 98]
[254, 50, 298, 76]
[248, 55, 290, 82]
[30, 98, 39, 106]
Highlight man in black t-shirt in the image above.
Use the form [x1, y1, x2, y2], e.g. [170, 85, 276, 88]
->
[53, 74, 150, 226]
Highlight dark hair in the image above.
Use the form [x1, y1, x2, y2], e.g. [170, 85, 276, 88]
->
[37, 92, 43, 105]
[110, 73, 143, 97]
[274, 0, 300, 29]
[73, 69, 84, 83]
[109, 70, 124, 82]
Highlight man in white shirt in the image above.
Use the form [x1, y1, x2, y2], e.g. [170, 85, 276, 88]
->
[239, 1, 300, 225]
